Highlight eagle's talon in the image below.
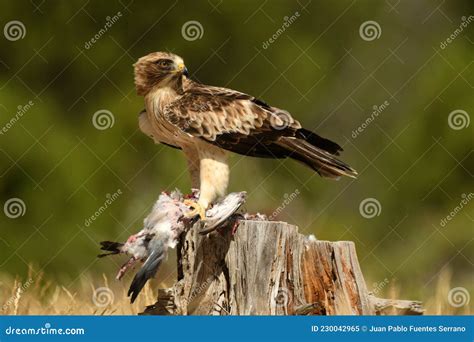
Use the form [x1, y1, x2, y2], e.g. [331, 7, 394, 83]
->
[183, 199, 206, 220]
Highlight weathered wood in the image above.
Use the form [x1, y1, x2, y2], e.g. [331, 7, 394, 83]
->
[141, 220, 423, 315]
[370, 296, 424, 315]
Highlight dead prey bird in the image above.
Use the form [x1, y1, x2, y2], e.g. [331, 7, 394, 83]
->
[98, 190, 246, 303]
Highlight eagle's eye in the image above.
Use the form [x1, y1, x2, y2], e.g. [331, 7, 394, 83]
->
[154, 59, 173, 68]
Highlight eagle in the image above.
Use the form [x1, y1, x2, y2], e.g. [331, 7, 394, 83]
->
[134, 52, 357, 219]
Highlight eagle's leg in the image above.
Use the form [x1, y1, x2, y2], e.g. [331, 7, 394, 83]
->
[184, 144, 229, 221]
[183, 145, 200, 190]
[182, 145, 206, 219]
[183, 199, 206, 220]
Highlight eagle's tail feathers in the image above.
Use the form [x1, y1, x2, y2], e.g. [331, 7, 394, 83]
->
[278, 137, 357, 179]
[296, 128, 343, 156]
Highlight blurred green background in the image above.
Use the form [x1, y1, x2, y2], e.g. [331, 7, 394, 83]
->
[0, 0, 472, 305]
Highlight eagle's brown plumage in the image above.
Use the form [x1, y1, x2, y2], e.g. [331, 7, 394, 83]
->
[134, 52, 357, 217]
[163, 77, 356, 178]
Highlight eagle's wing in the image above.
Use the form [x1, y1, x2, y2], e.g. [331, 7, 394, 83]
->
[164, 85, 298, 156]
[163, 84, 357, 178]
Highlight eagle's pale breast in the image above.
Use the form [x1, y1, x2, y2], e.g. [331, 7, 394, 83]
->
[145, 86, 191, 147]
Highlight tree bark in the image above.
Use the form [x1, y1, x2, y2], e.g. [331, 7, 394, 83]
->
[141, 220, 423, 315]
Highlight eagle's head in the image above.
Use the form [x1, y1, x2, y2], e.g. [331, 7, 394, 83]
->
[133, 52, 189, 96]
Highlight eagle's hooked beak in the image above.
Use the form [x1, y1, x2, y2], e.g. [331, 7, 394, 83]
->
[177, 63, 189, 77]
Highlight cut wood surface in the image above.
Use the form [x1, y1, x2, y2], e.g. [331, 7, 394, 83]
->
[141, 220, 423, 315]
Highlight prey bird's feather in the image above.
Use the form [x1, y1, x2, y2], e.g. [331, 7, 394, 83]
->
[127, 239, 166, 303]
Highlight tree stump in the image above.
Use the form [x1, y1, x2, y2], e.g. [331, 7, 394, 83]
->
[141, 220, 423, 315]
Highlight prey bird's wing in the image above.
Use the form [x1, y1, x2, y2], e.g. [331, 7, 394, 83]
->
[128, 239, 166, 303]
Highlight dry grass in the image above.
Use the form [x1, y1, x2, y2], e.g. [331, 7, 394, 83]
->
[423, 268, 472, 315]
[1, 267, 471, 315]
[0, 268, 159, 315]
